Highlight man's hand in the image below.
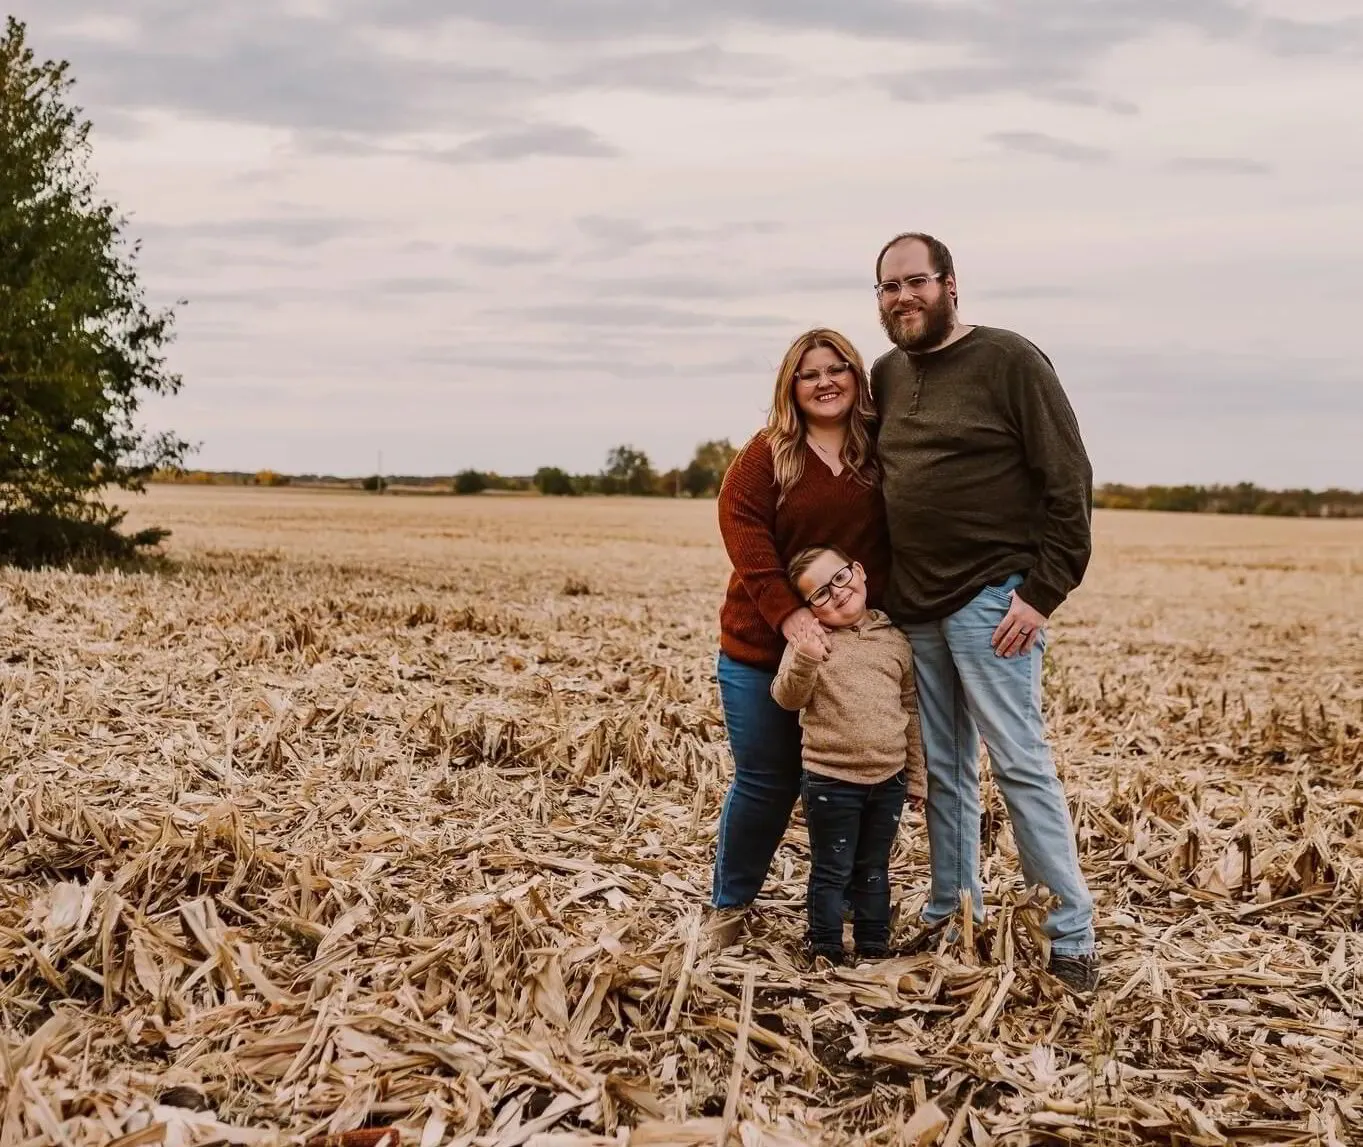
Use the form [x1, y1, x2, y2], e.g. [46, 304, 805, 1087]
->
[782, 607, 830, 660]
[991, 591, 1048, 658]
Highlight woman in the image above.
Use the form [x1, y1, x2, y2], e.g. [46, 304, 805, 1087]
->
[710, 327, 890, 937]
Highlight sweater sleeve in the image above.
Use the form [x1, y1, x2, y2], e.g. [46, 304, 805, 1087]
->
[1010, 343, 1093, 617]
[717, 435, 803, 633]
[899, 638, 927, 800]
[770, 643, 821, 711]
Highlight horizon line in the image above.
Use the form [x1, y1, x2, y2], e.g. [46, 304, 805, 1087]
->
[151, 469, 1363, 497]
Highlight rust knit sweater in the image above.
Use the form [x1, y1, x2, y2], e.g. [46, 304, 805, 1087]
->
[718, 430, 890, 671]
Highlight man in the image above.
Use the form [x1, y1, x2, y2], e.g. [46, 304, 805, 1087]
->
[868, 231, 1098, 992]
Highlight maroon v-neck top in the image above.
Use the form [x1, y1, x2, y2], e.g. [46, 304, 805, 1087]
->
[717, 430, 890, 671]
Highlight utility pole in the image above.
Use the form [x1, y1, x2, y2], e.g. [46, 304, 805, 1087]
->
[377, 450, 384, 494]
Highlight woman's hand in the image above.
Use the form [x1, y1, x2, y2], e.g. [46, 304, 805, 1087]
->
[782, 607, 830, 659]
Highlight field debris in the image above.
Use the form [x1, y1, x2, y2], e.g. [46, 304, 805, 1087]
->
[1, 489, 1361, 1145]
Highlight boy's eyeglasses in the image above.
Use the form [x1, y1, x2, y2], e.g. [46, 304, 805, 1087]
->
[805, 563, 854, 607]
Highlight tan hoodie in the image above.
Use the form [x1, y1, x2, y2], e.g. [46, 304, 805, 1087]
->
[770, 610, 926, 794]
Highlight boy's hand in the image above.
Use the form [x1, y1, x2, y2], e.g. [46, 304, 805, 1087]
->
[795, 631, 829, 661]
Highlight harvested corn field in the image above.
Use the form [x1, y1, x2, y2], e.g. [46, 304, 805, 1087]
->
[2, 486, 1361, 1146]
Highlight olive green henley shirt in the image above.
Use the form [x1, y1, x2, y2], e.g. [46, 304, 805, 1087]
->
[870, 325, 1093, 623]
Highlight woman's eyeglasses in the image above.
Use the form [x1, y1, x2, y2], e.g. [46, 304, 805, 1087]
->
[795, 362, 853, 385]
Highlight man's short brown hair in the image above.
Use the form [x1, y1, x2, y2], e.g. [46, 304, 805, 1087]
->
[875, 231, 956, 285]
[786, 544, 853, 589]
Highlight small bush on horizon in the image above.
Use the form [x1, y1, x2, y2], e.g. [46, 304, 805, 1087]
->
[454, 470, 488, 495]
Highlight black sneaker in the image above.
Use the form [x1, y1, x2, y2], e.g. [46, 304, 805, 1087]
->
[854, 943, 893, 961]
[1049, 952, 1100, 993]
[805, 943, 846, 968]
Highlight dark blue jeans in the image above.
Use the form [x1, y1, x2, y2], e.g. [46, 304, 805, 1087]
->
[712, 652, 803, 909]
[802, 770, 907, 953]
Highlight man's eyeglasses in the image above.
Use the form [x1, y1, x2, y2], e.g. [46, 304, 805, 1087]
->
[795, 361, 853, 385]
[874, 273, 943, 301]
[805, 563, 854, 608]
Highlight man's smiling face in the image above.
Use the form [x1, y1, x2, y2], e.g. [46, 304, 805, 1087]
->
[877, 238, 957, 353]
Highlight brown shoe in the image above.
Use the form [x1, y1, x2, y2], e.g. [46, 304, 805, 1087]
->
[702, 907, 748, 953]
[1049, 952, 1100, 994]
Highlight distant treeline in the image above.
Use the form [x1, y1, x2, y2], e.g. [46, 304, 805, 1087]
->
[154, 460, 1361, 516]
[1093, 483, 1363, 518]
[154, 441, 742, 499]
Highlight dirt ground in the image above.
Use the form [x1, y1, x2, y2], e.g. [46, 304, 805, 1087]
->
[2, 486, 1359, 1145]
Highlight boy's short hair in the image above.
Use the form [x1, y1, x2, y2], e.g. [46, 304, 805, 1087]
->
[786, 544, 853, 588]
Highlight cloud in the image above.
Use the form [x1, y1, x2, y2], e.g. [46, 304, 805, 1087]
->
[583, 269, 885, 301]
[560, 44, 790, 98]
[1258, 15, 1363, 58]
[976, 285, 1086, 301]
[481, 301, 793, 331]
[1068, 347, 1358, 417]
[434, 0, 1359, 66]
[26, 0, 1363, 147]
[988, 130, 1111, 164]
[88, 107, 153, 138]
[369, 276, 467, 295]
[134, 215, 365, 249]
[452, 244, 554, 267]
[179, 290, 282, 312]
[411, 345, 763, 380]
[576, 216, 782, 257]
[427, 124, 621, 164]
[1045, 88, 1140, 116]
[781, 271, 877, 294]
[883, 63, 1136, 115]
[587, 274, 751, 301]
[39, 9, 525, 140]
[1165, 156, 1273, 176]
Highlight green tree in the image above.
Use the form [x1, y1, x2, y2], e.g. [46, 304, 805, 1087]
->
[603, 444, 655, 496]
[534, 466, 575, 496]
[682, 438, 738, 497]
[454, 469, 487, 495]
[0, 19, 189, 563]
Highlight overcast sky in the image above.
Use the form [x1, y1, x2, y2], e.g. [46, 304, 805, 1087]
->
[14, 0, 1363, 486]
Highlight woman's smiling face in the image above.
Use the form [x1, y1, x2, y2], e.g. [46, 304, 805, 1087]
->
[793, 345, 856, 426]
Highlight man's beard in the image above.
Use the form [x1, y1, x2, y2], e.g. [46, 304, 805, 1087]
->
[880, 291, 955, 353]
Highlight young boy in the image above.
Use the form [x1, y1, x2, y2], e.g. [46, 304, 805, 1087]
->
[771, 544, 926, 964]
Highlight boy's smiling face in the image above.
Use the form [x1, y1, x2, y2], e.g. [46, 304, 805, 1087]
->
[796, 550, 869, 629]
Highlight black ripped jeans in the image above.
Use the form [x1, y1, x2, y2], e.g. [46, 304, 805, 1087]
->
[802, 769, 906, 955]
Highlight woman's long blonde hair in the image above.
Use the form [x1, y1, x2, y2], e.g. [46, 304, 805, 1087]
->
[768, 328, 878, 505]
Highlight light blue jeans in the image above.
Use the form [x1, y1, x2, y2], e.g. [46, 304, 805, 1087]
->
[900, 574, 1095, 955]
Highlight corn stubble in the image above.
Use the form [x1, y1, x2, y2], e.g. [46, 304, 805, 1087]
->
[1, 488, 1360, 1146]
